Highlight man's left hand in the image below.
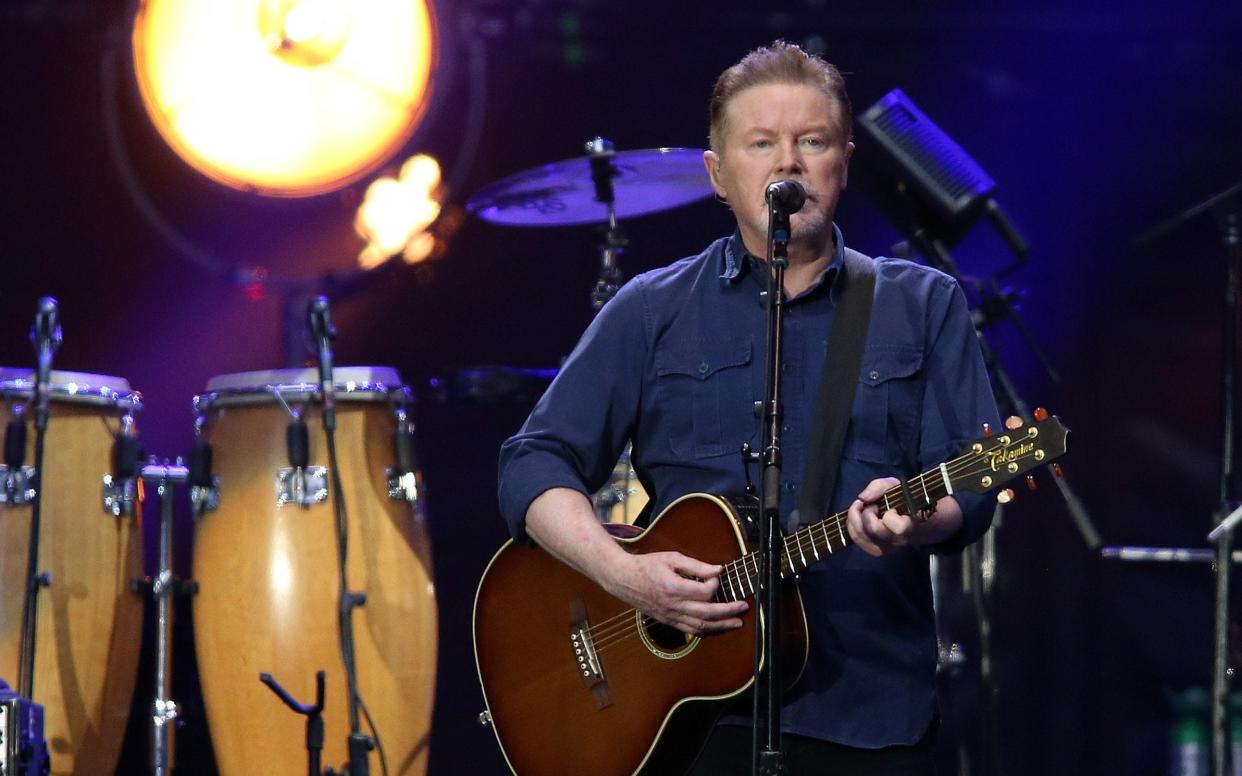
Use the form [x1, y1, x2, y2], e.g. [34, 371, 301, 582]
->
[846, 477, 962, 557]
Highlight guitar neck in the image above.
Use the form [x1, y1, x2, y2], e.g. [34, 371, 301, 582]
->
[716, 474, 948, 603]
[715, 421, 1056, 603]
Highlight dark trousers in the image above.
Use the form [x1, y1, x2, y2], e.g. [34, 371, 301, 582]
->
[687, 723, 937, 776]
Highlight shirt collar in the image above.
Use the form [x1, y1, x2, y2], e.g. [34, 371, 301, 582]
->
[720, 223, 846, 287]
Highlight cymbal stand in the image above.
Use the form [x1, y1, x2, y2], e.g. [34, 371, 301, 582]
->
[585, 137, 628, 310]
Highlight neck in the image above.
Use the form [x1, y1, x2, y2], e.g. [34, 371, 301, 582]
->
[741, 228, 835, 298]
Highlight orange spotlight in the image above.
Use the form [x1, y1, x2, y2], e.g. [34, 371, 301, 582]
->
[132, 0, 437, 197]
[355, 154, 443, 269]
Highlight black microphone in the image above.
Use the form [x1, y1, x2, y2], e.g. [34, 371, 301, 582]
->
[307, 296, 337, 429]
[765, 180, 806, 214]
[30, 297, 62, 355]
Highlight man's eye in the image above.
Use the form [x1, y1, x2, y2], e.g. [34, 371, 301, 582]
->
[752, 139, 772, 149]
[802, 137, 825, 148]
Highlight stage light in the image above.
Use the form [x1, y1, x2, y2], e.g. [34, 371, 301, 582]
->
[355, 154, 443, 269]
[131, 0, 437, 197]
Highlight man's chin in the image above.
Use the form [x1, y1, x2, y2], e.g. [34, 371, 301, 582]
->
[790, 216, 832, 245]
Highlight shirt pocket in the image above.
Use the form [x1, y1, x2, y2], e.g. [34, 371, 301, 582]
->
[655, 338, 754, 459]
[845, 344, 925, 466]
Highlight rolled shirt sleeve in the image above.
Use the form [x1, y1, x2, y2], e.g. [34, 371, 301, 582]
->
[498, 276, 650, 541]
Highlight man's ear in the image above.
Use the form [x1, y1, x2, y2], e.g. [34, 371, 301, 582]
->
[703, 149, 727, 200]
[841, 140, 855, 189]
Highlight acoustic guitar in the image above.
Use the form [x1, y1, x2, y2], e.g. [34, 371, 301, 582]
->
[474, 412, 1068, 775]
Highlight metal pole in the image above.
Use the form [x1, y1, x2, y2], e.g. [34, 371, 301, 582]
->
[146, 462, 187, 776]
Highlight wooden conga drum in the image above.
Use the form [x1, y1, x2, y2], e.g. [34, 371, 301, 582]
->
[0, 369, 144, 775]
[192, 367, 437, 776]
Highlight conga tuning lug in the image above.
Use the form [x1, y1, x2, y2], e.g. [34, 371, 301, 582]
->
[101, 473, 137, 517]
[191, 479, 220, 516]
[0, 465, 36, 505]
[387, 467, 421, 503]
[276, 466, 328, 508]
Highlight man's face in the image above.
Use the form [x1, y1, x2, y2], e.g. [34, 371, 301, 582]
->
[704, 82, 854, 256]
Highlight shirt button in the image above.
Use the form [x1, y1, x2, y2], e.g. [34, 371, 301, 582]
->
[698, 362, 710, 375]
[782, 424, 791, 433]
[784, 481, 797, 492]
[869, 370, 880, 381]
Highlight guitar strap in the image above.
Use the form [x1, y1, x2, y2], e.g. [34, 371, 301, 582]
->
[793, 248, 877, 527]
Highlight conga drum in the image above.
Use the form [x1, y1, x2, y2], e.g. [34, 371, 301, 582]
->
[192, 367, 437, 776]
[0, 369, 144, 775]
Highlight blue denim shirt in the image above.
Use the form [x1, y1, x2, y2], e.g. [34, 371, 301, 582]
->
[498, 226, 1000, 748]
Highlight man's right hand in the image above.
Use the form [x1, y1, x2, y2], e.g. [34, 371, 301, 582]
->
[525, 487, 748, 637]
[601, 551, 749, 637]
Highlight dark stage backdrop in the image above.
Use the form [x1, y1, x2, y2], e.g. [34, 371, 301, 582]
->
[1, 1, 1241, 774]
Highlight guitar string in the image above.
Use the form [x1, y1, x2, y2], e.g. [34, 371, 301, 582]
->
[587, 442, 1042, 651]
[590, 458, 992, 654]
[584, 434, 1050, 652]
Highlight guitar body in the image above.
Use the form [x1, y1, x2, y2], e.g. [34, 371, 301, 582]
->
[474, 493, 810, 776]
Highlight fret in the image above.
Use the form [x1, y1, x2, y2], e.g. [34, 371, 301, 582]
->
[819, 522, 833, 554]
[938, 462, 953, 495]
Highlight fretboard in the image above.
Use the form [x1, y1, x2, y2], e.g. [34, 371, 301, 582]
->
[713, 457, 958, 603]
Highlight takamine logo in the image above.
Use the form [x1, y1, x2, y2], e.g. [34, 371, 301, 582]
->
[990, 441, 1034, 471]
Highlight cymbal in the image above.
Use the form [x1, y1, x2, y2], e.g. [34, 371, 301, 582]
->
[466, 148, 712, 226]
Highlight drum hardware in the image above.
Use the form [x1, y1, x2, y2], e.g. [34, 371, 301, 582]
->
[277, 466, 330, 508]
[102, 412, 144, 517]
[275, 411, 327, 509]
[188, 422, 219, 516]
[0, 417, 35, 506]
[260, 671, 326, 776]
[0, 470, 36, 507]
[387, 408, 421, 504]
[0, 679, 49, 776]
[139, 460, 191, 776]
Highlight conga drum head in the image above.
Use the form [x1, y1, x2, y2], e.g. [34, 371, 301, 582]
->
[0, 368, 143, 776]
[193, 367, 436, 776]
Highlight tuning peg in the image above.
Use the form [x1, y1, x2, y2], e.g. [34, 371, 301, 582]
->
[1033, 407, 1049, 422]
[997, 488, 1015, 505]
[1051, 463, 1064, 479]
[982, 423, 992, 438]
[1004, 415, 1024, 431]
[1026, 475, 1037, 492]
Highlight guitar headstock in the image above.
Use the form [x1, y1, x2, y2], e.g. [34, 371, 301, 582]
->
[949, 409, 1069, 496]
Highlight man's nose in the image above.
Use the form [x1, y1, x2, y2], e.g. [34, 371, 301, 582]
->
[775, 140, 804, 175]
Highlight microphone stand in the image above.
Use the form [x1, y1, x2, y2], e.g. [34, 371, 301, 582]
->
[753, 200, 792, 776]
[308, 297, 374, 776]
[17, 297, 60, 701]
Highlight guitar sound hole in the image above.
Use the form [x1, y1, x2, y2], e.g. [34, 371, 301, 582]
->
[642, 617, 689, 651]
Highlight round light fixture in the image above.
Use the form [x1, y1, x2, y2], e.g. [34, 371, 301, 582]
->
[132, 0, 436, 197]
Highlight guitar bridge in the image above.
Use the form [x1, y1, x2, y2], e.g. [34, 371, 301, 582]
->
[569, 598, 612, 709]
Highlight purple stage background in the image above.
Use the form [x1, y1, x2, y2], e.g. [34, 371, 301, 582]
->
[2, 1, 1241, 773]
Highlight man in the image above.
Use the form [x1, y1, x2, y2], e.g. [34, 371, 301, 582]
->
[498, 41, 999, 774]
